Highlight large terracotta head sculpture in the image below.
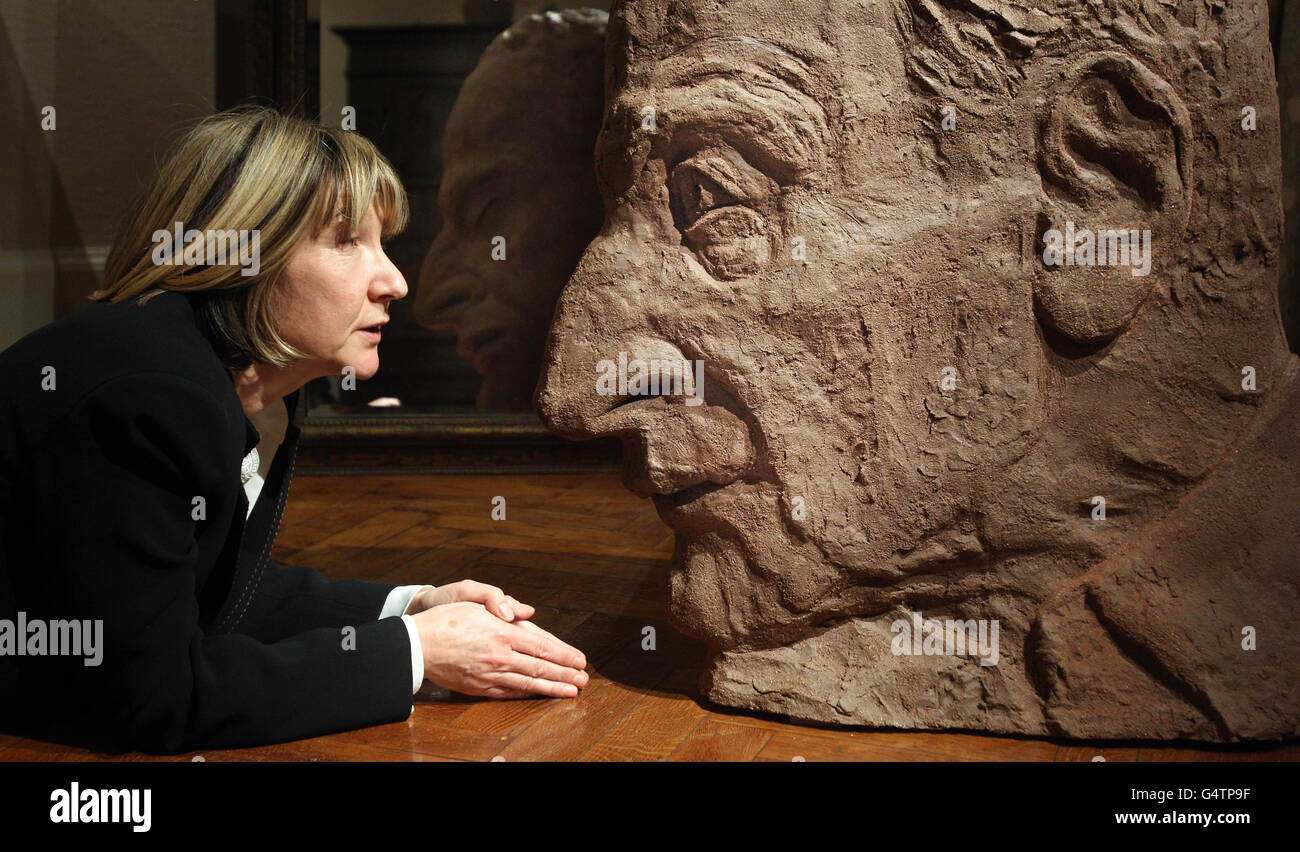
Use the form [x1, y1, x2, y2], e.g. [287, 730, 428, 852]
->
[537, 0, 1299, 740]
[416, 9, 607, 411]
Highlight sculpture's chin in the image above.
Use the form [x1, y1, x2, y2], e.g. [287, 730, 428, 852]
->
[667, 532, 755, 648]
[667, 530, 833, 651]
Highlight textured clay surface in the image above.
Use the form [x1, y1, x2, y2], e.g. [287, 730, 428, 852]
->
[537, 0, 1299, 741]
[415, 9, 607, 411]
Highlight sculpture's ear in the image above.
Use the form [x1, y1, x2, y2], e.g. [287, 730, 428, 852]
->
[1034, 52, 1191, 351]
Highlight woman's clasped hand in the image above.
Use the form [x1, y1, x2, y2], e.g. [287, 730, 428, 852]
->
[406, 580, 589, 699]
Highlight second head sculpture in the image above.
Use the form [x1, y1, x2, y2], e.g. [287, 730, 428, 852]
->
[537, 0, 1300, 741]
[415, 9, 608, 411]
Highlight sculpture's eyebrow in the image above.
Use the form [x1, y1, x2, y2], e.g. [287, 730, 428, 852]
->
[646, 37, 830, 182]
[438, 164, 509, 222]
[658, 35, 820, 100]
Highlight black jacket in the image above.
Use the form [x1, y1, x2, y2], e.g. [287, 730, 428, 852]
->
[0, 290, 412, 753]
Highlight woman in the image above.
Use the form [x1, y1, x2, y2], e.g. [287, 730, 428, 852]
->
[0, 107, 588, 754]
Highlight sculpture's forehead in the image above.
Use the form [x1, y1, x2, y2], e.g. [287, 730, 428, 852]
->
[599, 0, 911, 191]
[444, 57, 599, 169]
[614, 0, 896, 53]
[621, 0, 900, 72]
[609, 0, 908, 130]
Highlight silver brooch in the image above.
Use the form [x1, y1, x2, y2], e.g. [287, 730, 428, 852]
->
[240, 448, 260, 485]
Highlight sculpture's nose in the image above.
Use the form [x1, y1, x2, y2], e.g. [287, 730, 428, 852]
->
[536, 225, 709, 433]
[536, 231, 648, 438]
[536, 229, 758, 497]
[413, 227, 471, 330]
[413, 230, 446, 328]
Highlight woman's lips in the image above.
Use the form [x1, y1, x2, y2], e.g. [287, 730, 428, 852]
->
[358, 325, 383, 343]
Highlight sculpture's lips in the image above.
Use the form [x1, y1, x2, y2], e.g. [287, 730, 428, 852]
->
[456, 309, 518, 372]
[651, 478, 751, 530]
[460, 322, 506, 360]
[421, 272, 485, 327]
[469, 336, 511, 373]
[426, 290, 472, 319]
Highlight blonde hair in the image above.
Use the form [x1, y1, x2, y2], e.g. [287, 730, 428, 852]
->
[94, 105, 408, 369]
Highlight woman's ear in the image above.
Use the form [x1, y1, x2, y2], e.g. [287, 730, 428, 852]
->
[1033, 52, 1192, 351]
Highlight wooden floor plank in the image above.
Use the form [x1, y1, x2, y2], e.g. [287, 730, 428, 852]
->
[756, 731, 905, 762]
[580, 676, 710, 761]
[451, 529, 672, 561]
[390, 498, 635, 532]
[1055, 745, 1142, 762]
[414, 511, 661, 548]
[0, 739, 98, 761]
[329, 717, 514, 762]
[179, 739, 450, 762]
[519, 605, 594, 640]
[373, 542, 495, 585]
[544, 585, 668, 621]
[668, 718, 774, 762]
[757, 729, 1059, 762]
[288, 507, 428, 554]
[494, 678, 656, 762]
[448, 695, 565, 738]
[478, 549, 671, 582]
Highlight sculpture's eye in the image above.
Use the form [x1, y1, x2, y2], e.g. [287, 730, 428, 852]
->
[669, 150, 773, 281]
[682, 206, 770, 280]
[453, 191, 503, 234]
[673, 167, 737, 222]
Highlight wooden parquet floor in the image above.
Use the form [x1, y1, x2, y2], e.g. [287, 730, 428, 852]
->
[3, 472, 1297, 762]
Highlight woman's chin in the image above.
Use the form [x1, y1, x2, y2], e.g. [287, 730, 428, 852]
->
[338, 351, 380, 382]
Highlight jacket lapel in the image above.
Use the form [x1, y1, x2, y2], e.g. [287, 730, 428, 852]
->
[211, 389, 304, 634]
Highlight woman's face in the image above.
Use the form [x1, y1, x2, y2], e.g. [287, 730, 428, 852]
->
[274, 201, 407, 381]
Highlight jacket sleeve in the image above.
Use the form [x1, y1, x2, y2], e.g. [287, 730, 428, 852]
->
[31, 372, 412, 753]
[233, 559, 401, 645]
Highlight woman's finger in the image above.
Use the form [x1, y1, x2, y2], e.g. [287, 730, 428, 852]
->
[507, 623, 587, 670]
[515, 619, 575, 655]
[483, 671, 580, 698]
[513, 620, 577, 658]
[479, 685, 530, 699]
[441, 581, 537, 622]
[454, 580, 513, 618]
[501, 650, 588, 686]
[502, 595, 535, 620]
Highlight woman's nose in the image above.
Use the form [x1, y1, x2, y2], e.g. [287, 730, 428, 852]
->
[376, 249, 408, 301]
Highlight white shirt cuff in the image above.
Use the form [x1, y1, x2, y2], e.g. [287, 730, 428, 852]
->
[399, 614, 424, 695]
[380, 584, 433, 620]
[381, 585, 434, 695]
